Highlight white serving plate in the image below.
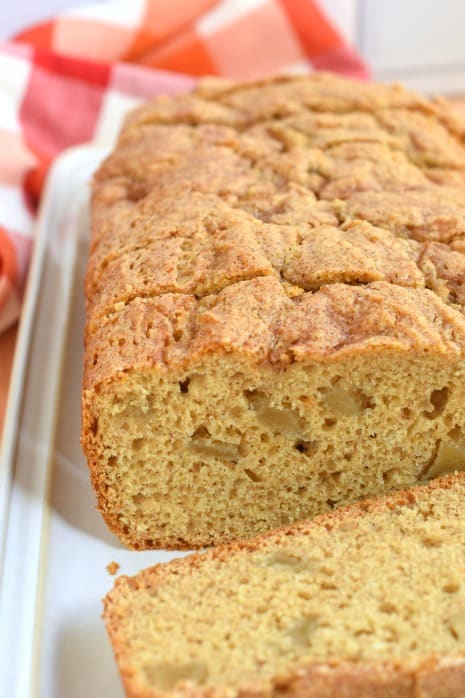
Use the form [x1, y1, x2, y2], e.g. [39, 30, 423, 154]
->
[0, 146, 185, 698]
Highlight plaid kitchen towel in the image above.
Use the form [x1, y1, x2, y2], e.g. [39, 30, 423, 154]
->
[0, 0, 368, 374]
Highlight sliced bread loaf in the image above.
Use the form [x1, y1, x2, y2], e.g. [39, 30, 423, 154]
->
[104, 474, 465, 697]
[83, 73, 465, 549]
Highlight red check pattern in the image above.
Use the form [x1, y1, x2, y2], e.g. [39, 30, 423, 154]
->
[0, 0, 368, 427]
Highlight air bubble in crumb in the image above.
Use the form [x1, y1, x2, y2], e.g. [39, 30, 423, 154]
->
[107, 561, 120, 575]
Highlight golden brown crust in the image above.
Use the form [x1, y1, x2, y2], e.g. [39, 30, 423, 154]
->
[83, 279, 465, 392]
[103, 474, 465, 697]
[86, 73, 465, 391]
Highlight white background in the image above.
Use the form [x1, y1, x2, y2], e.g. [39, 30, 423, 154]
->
[3, 0, 465, 94]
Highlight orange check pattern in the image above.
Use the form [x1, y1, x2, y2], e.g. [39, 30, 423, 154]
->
[0, 0, 368, 427]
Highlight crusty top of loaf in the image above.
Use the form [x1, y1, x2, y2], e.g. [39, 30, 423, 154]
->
[86, 73, 465, 390]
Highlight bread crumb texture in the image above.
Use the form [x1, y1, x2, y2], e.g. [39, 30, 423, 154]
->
[107, 561, 120, 576]
[83, 73, 465, 549]
[104, 476, 465, 697]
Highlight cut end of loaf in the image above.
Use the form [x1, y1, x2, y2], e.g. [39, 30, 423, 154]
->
[83, 344, 465, 549]
[103, 475, 465, 697]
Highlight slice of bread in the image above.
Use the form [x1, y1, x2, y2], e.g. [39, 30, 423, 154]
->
[104, 474, 465, 697]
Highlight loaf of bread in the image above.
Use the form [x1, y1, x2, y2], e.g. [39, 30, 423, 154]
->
[104, 474, 465, 698]
[83, 73, 465, 549]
